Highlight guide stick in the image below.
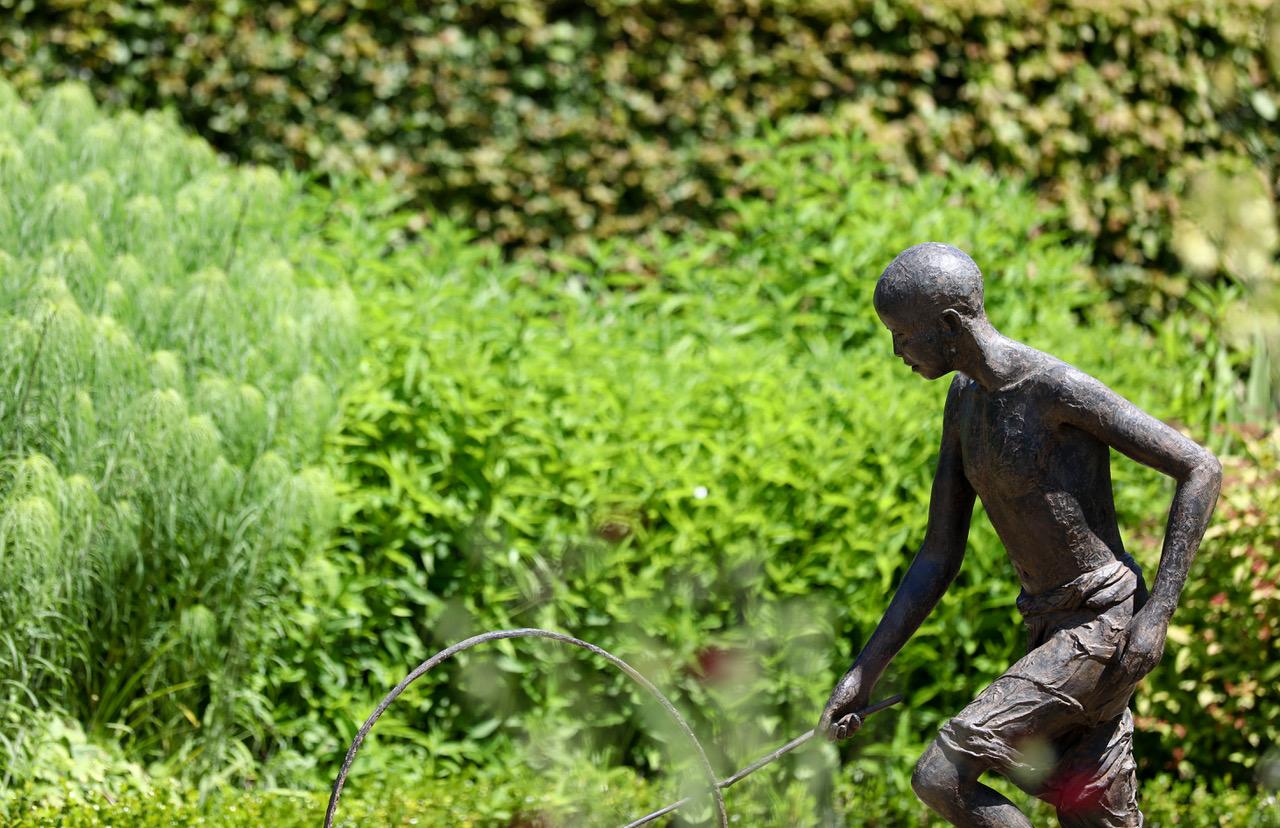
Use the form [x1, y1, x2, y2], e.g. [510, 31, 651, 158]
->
[620, 693, 904, 828]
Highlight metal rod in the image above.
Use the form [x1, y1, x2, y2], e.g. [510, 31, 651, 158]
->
[620, 693, 904, 828]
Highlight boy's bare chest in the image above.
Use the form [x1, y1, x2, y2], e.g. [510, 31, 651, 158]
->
[957, 390, 1054, 496]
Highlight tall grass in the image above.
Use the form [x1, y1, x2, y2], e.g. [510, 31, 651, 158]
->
[0, 82, 357, 785]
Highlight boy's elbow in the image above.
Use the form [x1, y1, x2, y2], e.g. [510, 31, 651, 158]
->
[918, 538, 965, 582]
[1191, 448, 1222, 497]
[1199, 449, 1222, 484]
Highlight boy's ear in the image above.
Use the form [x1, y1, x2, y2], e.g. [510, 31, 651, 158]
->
[939, 308, 964, 336]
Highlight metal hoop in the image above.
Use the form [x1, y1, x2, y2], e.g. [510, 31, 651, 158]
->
[323, 628, 728, 828]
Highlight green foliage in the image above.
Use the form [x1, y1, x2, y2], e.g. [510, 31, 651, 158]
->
[2, 80, 1275, 823]
[2, 762, 660, 828]
[1134, 429, 1280, 780]
[4, 771, 1277, 827]
[259, 127, 1260, 823]
[2, 0, 1277, 305]
[0, 82, 358, 784]
[0, 712, 148, 811]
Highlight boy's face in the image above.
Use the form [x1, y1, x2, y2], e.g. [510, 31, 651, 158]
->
[874, 302, 950, 380]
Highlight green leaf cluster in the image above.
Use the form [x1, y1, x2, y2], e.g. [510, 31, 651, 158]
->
[3, 0, 1277, 312]
[4, 768, 1277, 827]
[1133, 429, 1280, 779]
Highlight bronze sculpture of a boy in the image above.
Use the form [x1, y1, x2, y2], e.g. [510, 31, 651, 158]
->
[819, 243, 1222, 826]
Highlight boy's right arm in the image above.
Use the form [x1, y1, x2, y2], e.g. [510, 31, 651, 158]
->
[818, 378, 975, 741]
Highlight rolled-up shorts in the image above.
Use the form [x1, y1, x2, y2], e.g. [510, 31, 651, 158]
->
[936, 556, 1148, 827]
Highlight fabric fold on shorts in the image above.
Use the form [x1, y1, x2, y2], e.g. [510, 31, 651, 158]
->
[1016, 555, 1141, 619]
[1017, 556, 1142, 651]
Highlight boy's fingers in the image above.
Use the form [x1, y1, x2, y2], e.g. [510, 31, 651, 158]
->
[833, 712, 862, 741]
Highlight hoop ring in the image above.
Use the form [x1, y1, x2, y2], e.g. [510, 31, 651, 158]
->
[323, 628, 728, 828]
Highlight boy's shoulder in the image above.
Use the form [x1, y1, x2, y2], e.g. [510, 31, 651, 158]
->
[945, 351, 1103, 409]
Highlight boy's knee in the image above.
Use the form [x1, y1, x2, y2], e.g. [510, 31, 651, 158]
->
[912, 742, 958, 809]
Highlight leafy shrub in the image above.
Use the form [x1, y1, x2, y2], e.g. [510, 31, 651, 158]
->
[0, 82, 358, 784]
[3, 762, 661, 828]
[0, 712, 148, 810]
[262, 127, 1262, 826]
[1134, 428, 1280, 780]
[2, 0, 1276, 303]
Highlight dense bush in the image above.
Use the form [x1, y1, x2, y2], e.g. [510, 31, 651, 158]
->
[3, 760, 661, 828]
[1136, 428, 1280, 779]
[261, 127, 1270, 825]
[0, 82, 357, 785]
[3, 0, 1277, 307]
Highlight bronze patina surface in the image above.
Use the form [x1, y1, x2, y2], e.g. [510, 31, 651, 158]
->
[818, 243, 1222, 827]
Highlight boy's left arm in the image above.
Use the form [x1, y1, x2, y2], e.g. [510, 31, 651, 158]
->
[1052, 369, 1222, 681]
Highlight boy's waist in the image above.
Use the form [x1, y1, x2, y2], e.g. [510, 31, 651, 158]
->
[1016, 555, 1142, 619]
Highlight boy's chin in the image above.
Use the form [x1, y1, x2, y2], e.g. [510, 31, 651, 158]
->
[912, 364, 947, 380]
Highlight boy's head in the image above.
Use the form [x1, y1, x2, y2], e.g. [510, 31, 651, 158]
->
[874, 243, 986, 380]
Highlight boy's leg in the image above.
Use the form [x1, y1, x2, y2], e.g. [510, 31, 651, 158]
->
[916, 604, 1136, 826]
[1042, 710, 1143, 828]
[913, 671, 1072, 827]
[912, 741, 1034, 828]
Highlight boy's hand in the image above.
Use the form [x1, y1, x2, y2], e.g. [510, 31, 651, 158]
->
[1114, 608, 1169, 684]
[818, 665, 873, 741]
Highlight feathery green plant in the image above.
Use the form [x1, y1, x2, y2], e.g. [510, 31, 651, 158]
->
[0, 82, 357, 786]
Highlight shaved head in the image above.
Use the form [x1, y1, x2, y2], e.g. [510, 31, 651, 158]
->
[874, 242, 985, 321]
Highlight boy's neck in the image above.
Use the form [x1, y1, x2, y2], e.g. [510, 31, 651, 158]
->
[962, 322, 1033, 393]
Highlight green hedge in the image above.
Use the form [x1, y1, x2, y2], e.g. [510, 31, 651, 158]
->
[1138, 430, 1280, 778]
[3, 0, 1277, 309]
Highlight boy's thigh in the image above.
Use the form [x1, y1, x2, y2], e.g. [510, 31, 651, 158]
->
[936, 613, 1130, 781]
[936, 682, 1141, 826]
[936, 673, 1078, 782]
